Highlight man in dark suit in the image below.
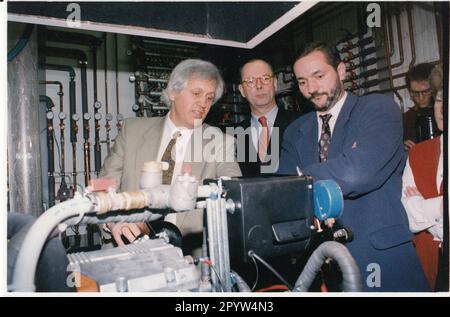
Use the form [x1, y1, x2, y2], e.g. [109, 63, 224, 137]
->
[279, 42, 429, 291]
[237, 59, 299, 176]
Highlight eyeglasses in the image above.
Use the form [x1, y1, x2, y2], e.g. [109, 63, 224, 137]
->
[410, 88, 433, 97]
[241, 74, 273, 88]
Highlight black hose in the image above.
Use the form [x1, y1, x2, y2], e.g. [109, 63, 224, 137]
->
[8, 25, 34, 62]
[248, 251, 293, 290]
[230, 271, 251, 292]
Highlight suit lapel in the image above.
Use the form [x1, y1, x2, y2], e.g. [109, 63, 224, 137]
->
[295, 113, 318, 167]
[328, 93, 358, 158]
[186, 123, 208, 181]
[135, 117, 165, 181]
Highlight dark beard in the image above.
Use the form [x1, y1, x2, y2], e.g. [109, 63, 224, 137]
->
[311, 79, 342, 113]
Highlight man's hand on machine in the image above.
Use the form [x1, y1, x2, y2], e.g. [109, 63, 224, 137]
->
[107, 222, 150, 246]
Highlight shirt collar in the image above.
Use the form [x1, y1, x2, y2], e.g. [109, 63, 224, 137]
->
[251, 105, 279, 127]
[316, 91, 347, 121]
[165, 112, 193, 137]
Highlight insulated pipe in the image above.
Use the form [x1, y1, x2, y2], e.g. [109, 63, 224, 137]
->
[11, 178, 200, 291]
[11, 194, 94, 292]
[294, 241, 362, 292]
[40, 95, 56, 207]
[8, 28, 42, 216]
[64, 209, 163, 226]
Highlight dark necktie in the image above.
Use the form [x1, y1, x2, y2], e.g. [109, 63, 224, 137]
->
[319, 114, 332, 162]
[258, 116, 270, 161]
[161, 131, 181, 184]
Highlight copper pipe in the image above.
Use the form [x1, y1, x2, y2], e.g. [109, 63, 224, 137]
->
[407, 4, 416, 70]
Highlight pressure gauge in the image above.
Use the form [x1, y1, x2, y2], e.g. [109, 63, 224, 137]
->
[94, 101, 102, 109]
[58, 112, 66, 120]
[105, 113, 113, 121]
[72, 113, 80, 121]
[94, 112, 102, 121]
[46, 112, 54, 120]
[83, 113, 91, 120]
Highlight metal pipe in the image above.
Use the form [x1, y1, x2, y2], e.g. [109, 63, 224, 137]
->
[46, 47, 91, 185]
[104, 33, 112, 153]
[115, 33, 120, 115]
[39, 80, 67, 187]
[382, 14, 404, 111]
[92, 46, 102, 177]
[407, 4, 416, 70]
[386, 5, 395, 57]
[39, 64, 77, 158]
[41, 46, 87, 62]
[45, 29, 102, 47]
[434, 2, 443, 60]
[220, 198, 232, 292]
[83, 113, 92, 186]
[70, 114, 79, 190]
[390, 12, 405, 69]
[343, 46, 378, 63]
[8, 28, 43, 216]
[339, 36, 374, 52]
[206, 198, 219, 291]
[214, 198, 226, 291]
[40, 95, 56, 207]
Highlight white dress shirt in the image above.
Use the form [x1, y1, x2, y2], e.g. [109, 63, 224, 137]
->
[157, 113, 194, 184]
[250, 105, 278, 150]
[401, 135, 443, 242]
[316, 92, 347, 141]
[158, 114, 194, 225]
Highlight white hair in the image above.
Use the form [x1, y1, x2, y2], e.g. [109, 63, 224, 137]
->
[161, 59, 225, 107]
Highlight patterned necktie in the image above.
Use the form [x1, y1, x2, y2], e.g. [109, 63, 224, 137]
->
[161, 131, 181, 184]
[319, 114, 332, 162]
[258, 116, 270, 161]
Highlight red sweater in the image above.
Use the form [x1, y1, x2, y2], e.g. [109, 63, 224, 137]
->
[408, 137, 442, 290]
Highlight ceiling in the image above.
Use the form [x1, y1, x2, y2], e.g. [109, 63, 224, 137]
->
[8, 1, 319, 48]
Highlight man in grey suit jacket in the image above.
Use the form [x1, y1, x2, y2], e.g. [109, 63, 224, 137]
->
[100, 59, 241, 249]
